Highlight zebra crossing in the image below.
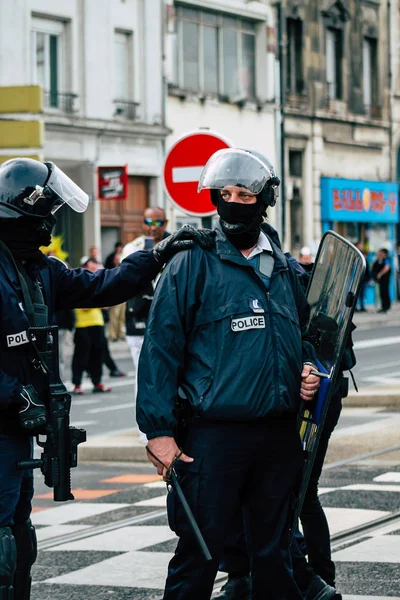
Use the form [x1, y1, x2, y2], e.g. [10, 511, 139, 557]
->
[30, 468, 400, 599]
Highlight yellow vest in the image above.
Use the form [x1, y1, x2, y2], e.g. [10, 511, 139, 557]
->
[74, 308, 104, 328]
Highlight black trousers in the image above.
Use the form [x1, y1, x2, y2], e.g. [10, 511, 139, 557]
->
[72, 326, 104, 386]
[379, 279, 391, 311]
[164, 419, 304, 600]
[219, 390, 344, 590]
[102, 328, 118, 372]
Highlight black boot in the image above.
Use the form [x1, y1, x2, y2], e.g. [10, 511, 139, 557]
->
[12, 520, 37, 600]
[213, 575, 251, 599]
[304, 575, 341, 600]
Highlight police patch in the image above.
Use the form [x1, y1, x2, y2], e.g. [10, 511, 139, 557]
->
[231, 316, 265, 332]
[249, 299, 264, 314]
[7, 330, 29, 347]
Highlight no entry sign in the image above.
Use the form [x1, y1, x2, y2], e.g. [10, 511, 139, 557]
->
[163, 130, 232, 217]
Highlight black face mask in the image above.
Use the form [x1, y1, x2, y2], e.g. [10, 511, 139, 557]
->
[0, 215, 56, 261]
[217, 195, 265, 250]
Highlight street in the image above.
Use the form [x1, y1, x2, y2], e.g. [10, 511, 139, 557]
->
[57, 320, 400, 439]
[28, 315, 400, 599]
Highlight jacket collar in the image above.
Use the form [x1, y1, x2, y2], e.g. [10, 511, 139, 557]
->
[214, 220, 288, 272]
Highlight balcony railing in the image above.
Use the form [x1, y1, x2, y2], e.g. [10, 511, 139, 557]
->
[44, 91, 78, 113]
[113, 99, 140, 121]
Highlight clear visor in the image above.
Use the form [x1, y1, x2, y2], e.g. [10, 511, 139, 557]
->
[198, 149, 274, 195]
[46, 163, 89, 213]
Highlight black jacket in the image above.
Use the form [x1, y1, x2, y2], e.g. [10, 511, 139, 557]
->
[137, 223, 315, 439]
[0, 249, 160, 434]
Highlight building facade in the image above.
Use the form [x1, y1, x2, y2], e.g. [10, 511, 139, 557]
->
[164, 0, 280, 231]
[281, 0, 396, 257]
[0, 0, 167, 266]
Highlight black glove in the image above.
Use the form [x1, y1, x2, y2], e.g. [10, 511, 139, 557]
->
[15, 384, 47, 432]
[152, 225, 216, 265]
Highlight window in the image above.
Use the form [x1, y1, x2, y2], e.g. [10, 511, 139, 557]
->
[176, 6, 257, 100]
[363, 37, 378, 111]
[286, 18, 303, 94]
[31, 18, 65, 108]
[289, 150, 303, 178]
[114, 31, 132, 100]
[326, 28, 343, 100]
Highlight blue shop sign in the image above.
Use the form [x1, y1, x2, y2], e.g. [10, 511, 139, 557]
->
[321, 178, 399, 223]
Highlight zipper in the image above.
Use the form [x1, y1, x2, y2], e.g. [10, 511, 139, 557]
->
[266, 291, 280, 403]
[199, 377, 213, 406]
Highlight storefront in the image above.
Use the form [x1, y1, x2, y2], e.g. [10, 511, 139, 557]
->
[320, 177, 399, 305]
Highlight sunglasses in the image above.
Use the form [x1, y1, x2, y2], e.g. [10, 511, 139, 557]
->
[144, 218, 165, 227]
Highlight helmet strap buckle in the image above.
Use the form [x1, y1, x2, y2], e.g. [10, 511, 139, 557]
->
[23, 185, 45, 206]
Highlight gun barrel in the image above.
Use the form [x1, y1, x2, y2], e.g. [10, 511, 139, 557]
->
[17, 459, 43, 470]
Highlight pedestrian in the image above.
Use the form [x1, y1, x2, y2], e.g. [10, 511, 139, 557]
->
[72, 258, 112, 394]
[102, 324, 126, 378]
[54, 306, 75, 380]
[107, 249, 126, 341]
[298, 245, 313, 266]
[102, 248, 126, 376]
[104, 241, 123, 270]
[137, 148, 320, 599]
[372, 248, 391, 313]
[396, 242, 400, 301]
[354, 241, 370, 312]
[122, 207, 170, 440]
[88, 245, 103, 267]
[0, 156, 214, 600]
[215, 250, 357, 600]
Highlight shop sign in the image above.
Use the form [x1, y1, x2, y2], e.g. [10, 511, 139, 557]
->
[321, 178, 399, 223]
[98, 166, 128, 200]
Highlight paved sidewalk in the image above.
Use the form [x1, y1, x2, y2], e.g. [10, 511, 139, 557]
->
[352, 301, 400, 330]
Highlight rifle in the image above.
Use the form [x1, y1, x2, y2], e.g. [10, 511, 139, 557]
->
[17, 326, 86, 501]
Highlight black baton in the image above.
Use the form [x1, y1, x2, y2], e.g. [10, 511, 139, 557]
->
[146, 445, 212, 561]
[169, 469, 212, 562]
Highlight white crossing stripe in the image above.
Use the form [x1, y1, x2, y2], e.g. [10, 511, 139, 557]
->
[87, 402, 134, 414]
[32, 503, 129, 526]
[342, 596, 400, 599]
[37, 525, 90, 542]
[332, 535, 400, 563]
[324, 507, 389, 536]
[44, 551, 172, 589]
[341, 483, 400, 493]
[46, 525, 176, 552]
[172, 166, 204, 183]
[318, 487, 336, 495]
[354, 335, 400, 350]
[143, 481, 167, 489]
[374, 472, 400, 483]
[134, 495, 167, 507]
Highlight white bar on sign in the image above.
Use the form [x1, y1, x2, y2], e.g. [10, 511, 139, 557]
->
[172, 166, 204, 183]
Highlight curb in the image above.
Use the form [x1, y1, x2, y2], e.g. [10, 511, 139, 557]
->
[346, 392, 400, 407]
[80, 444, 147, 463]
[79, 391, 400, 464]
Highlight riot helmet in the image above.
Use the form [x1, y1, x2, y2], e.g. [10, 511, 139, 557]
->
[198, 148, 280, 249]
[198, 148, 280, 208]
[0, 158, 89, 220]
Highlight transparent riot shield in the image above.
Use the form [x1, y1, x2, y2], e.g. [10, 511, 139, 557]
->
[292, 231, 366, 539]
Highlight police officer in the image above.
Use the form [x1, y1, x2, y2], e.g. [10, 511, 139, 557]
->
[137, 148, 320, 599]
[0, 157, 214, 600]
[215, 252, 355, 600]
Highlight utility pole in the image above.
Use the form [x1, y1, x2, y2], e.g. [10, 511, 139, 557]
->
[275, 1, 286, 247]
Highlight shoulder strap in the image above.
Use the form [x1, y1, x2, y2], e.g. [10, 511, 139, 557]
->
[0, 240, 36, 324]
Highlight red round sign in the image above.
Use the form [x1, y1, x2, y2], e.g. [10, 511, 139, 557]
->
[163, 130, 232, 217]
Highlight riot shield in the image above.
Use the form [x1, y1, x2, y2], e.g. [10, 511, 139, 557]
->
[292, 231, 366, 538]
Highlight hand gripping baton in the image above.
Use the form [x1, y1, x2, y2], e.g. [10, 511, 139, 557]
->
[146, 446, 212, 561]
